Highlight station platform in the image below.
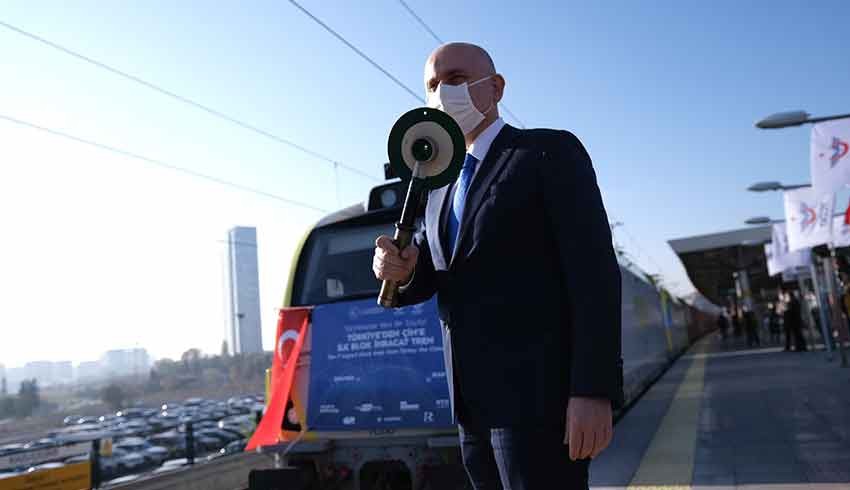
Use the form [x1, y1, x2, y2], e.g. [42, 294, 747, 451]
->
[590, 334, 850, 489]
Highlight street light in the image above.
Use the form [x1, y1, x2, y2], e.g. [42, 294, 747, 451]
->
[744, 216, 780, 225]
[755, 110, 850, 129]
[747, 181, 810, 192]
[745, 212, 845, 226]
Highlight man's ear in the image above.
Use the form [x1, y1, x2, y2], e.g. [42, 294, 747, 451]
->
[493, 74, 506, 103]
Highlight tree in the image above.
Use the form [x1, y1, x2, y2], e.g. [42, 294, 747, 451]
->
[15, 379, 40, 417]
[180, 348, 202, 375]
[101, 384, 126, 410]
[146, 369, 162, 393]
[0, 396, 13, 418]
[221, 340, 230, 357]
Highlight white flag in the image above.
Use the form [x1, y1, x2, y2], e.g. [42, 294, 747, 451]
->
[832, 215, 850, 248]
[771, 222, 789, 257]
[811, 119, 850, 195]
[771, 223, 812, 273]
[783, 187, 834, 251]
[764, 243, 780, 277]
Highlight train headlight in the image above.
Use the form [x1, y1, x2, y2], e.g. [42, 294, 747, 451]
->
[380, 189, 398, 208]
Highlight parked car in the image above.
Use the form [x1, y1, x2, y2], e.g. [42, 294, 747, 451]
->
[183, 398, 204, 407]
[104, 474, 140, 486]
[114, 438, 168, 466]
[0, 443, 26, 455]
[193, 435, 223, 453]
[106, 448, 146, 475]
[221, 440, 245, 455]
[23, 438, 56, 450]
[116, 408, 148, 419]
[147, 431, 186, 457]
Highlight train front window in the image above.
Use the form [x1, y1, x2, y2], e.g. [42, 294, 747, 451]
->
[294, 222, 396, 306]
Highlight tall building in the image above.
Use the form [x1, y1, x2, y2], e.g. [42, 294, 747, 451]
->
[2, 361, 74, 387]
[75, 361, 103, 381]
[100, 348, 150, 377]
[224, 227, 263, 355]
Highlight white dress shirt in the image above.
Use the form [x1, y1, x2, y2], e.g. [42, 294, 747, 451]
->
[467, 117, 506, 180]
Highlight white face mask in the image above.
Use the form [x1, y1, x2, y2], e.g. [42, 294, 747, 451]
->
[426, 75, 494, 135]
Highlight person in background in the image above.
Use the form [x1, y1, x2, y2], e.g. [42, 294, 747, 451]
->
[841, 272, 850, 335]
[717, 308, 729, 342]
[767, 303, 782, 345]
[783, 291, 808, 352]
[731, 309, 743, 338]
[743, 306, 760, 348]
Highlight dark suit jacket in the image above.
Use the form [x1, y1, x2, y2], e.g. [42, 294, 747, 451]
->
[397, 123, 623, 428]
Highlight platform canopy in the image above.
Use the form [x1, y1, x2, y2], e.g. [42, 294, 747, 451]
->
[668, 225, 776, 306]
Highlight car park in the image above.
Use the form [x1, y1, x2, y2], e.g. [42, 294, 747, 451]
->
[0, 394, 263, 481]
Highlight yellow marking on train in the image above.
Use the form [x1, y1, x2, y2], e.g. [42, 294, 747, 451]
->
[628, 350, 707, 490]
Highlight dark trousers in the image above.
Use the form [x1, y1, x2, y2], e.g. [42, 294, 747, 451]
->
[784, 324, 807, 351]
[458, 423, 590, 490]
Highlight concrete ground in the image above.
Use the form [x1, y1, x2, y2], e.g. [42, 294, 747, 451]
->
[590, 333, 850, 489]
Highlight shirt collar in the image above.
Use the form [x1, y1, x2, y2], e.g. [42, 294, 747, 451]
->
[467, 117, 505, 162]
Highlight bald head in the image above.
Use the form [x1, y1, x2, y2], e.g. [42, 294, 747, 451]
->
[427, 43, 495, 79]
[424, 42, 505, 144]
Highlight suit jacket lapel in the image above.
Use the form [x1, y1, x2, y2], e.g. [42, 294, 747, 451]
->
[450, 125, 520, 268]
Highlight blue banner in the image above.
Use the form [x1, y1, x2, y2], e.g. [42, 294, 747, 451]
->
[306, 298, 453, 430]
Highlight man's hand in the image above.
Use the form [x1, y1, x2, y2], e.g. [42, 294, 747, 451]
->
[373, 235, 419, 284]
[564, 396, 613, 460]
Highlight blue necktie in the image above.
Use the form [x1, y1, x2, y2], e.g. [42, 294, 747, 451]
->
[447, 153, 479, 256]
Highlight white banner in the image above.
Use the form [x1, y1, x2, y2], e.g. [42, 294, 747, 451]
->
[832, 215, 850, 248]
[764, 243, 780, 277]
[783, 187, 834, 251]
[771, 223, 812, 274]
[811, 119, 850, 195]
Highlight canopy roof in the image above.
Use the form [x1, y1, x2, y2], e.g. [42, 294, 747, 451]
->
[668, 225, 776, 305]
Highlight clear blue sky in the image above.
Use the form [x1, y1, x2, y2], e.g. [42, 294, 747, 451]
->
[1, 1, 847, 367]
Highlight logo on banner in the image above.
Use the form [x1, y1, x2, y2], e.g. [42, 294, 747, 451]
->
[277, 329, 300, 367]
[822, 137, 849, 167]
[797, 202, 817, 232]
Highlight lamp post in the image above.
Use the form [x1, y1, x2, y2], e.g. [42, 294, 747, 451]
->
[746, 181, 810, 192]
[755, 111, 850, 129]
[744, 216, 781, 225]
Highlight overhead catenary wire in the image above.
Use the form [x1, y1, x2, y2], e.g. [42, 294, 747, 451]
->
[0, 20, 378, 183]
[395, 0, 526, 129]
[0, 113, 329, 214]
[287, 0, 425, 105]
[614, 221, 671, 289]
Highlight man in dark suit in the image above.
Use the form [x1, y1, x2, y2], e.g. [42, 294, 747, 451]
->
[373, 43, 622, 489]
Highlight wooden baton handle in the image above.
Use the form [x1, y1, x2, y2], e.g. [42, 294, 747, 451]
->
[378, 223, 415, 308]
